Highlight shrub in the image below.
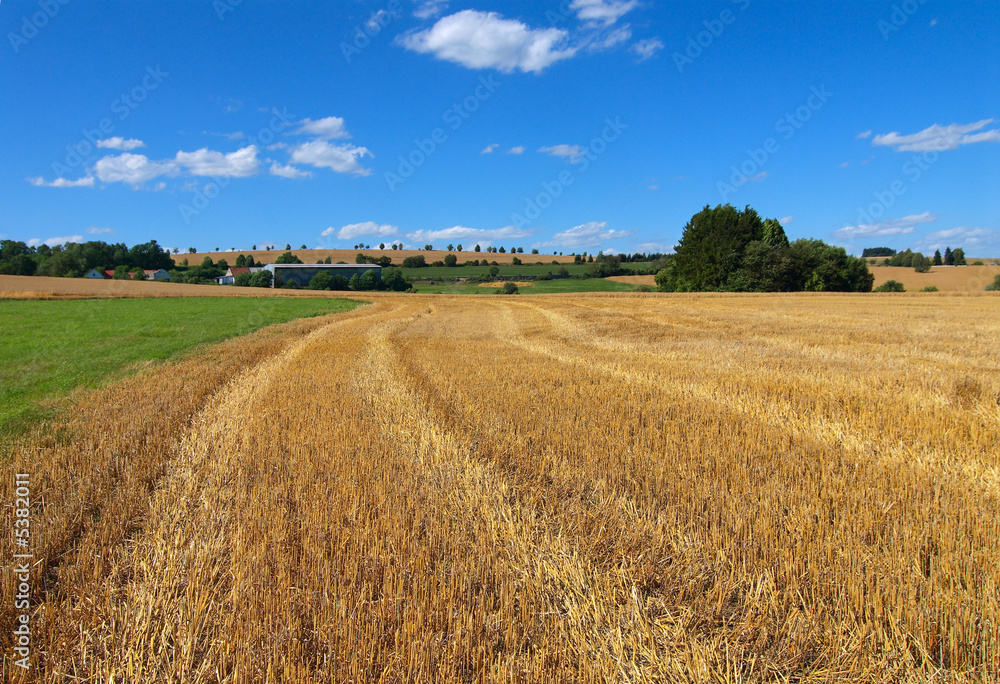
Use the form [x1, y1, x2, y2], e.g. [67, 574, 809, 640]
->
[444, 254, 458, 267]
[874, 280, 905, 292]
[511, 256, 521, 265]
[634, 284, 654, 292]
[985, 275, 1000, 291]
[234, 272, 253, 287]
[920, 285, 939, 292]
[496, 281, 518, 295]
[308, 272, 334, 290]
[402, 255, 426, 268]
[248, 270, 272, 288]
[972, 260, 985, 266]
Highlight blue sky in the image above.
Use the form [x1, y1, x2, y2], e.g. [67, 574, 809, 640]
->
[2, 0, 998, 256]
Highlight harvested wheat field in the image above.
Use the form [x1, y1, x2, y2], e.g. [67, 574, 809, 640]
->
[2, 293, 999, 682]
[0, 275, 354, 300]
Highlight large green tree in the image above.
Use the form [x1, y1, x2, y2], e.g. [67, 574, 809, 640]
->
[658, 205, 872, 293]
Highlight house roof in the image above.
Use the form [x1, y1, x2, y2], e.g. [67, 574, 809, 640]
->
[228, 267, 251, 275]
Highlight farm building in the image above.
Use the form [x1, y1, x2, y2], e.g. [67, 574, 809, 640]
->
[84, 268, 105, 279]
[263, 263, 381, 288]
[217, 266, 263, 285]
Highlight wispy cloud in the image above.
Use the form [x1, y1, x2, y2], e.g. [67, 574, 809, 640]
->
[323, 221, 399, 240]
[630, 37, 664, 61]
[28, 175, 95, 188]
[406, 225, 529, 246]
[86, 226, 114, 234]
[856, 130, 872, 140]
[27, 235, 85, 247]
[294, 116, 350, 140]
[507, 146, 525, 154]
[269, 162, 312, 179]
[918, 226, 997, 252]
[834, 212, 937, 238]
[570, 0, 638, 26]
[539, 144, 585, 163]
[413, 0, 448, 20]
[290, 140, 372, 175]
[481, 143, 499, 154]
[96, 137, 145, 151]
[545, 221, 631, 249]
[872, 119, 1000, 152]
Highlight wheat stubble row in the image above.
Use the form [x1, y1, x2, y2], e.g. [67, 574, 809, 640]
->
[2, 294, 997, 682]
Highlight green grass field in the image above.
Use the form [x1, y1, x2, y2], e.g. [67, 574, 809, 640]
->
[409, 278, 640, 295]
[0, 297, 360, 439]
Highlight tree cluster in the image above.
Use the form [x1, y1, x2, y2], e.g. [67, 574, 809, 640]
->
[0, 239, 173, 278]
[655, 205, 874, 292]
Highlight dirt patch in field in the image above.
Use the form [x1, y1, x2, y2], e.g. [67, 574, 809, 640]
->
[477, 281, 535, 288]
[607, 275, 655, 286]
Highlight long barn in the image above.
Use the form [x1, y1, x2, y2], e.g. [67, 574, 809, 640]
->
[263, 263, 381, 287]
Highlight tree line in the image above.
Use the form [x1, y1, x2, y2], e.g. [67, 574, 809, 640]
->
[0, 239, 173, 277]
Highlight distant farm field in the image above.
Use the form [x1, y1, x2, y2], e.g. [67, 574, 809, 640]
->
[173, 248, 583, 267]
[871, 263, 1000, 292]
[0, 296, 359, 438]
[2, 294, 998, 681]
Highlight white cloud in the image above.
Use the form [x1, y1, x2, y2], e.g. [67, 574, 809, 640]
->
[508, 146, 525, 154]
[872, 119, 1000, 152]
[570, 0, 638, 26]
[406, 225, 530, 246]
[539, 144, 585, 163]
[28, 176, 95, 188]
[630, 37, 664, 61]
[589, 25, 632, 51]
[399, 10, 576, 73]
[86, 226, 114, 234]
[834, 212, 937, 239]
[96, 137, 145, 151]
[635, 241, 675, 254]
[94, 153, 176, 186]
[919, 226, 997, 252]
[547, 221, 631, 250]
[481, 143, 499, 154]
[32, 235, 84, 247]
[269, 162, 312, 179]
[295, 116, 350, 140]
[290, 140, 372, 175]
[856, 130, 872, 139]
[174, 145, 260, 177]
[324, 222, 400, 240]
[779, 215, 794, 225]
[746, 171, 768, 182]
[414, 0, 448, 19]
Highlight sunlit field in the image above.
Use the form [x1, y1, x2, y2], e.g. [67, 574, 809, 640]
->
[2, 293, 998, 682]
